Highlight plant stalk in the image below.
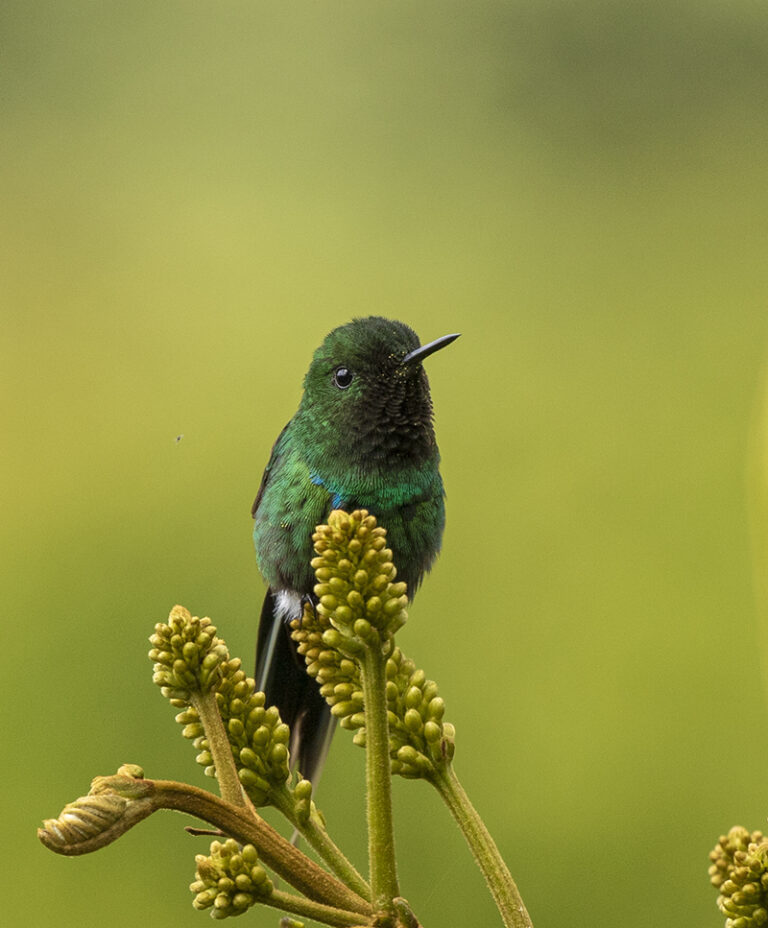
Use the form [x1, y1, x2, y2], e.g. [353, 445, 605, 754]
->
[271, 783, 372, 901]
[190, 688, 245, 808]
[431, 765, 533, 928]
[152, 779, 371, 915]
[268, 889, 367, 928]
[359, 641, 399, 909]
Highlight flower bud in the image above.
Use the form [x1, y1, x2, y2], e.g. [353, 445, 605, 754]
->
[38, 792, 129, 852]
[148, 606, 228, 701]
[287, 511, 457, 780]
[308, 510, 409, 641]
[709, 826, 768, 927]
[191, 839, 273, 917]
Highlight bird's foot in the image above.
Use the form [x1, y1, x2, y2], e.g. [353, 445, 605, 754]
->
[298, 592, 318, 627]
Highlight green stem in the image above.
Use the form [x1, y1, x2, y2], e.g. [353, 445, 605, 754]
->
[359, 641, 399, 909]
[191, 688, 245, 808]
[271, 784, 372, 901]
[268, 889, 367, 927]
[431, 765, 533, 928]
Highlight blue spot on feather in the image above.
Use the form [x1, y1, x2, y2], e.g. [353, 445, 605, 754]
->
[310, 472, 344, 509]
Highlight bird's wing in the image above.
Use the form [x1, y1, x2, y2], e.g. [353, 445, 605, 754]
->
[251, 421, 291, 519]
[251, 421, 337, 785]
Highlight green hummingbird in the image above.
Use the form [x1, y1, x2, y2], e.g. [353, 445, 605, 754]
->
[252, 316, 458, 785]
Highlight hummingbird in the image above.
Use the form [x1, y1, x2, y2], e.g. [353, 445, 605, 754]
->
[252, 316, 458, 786]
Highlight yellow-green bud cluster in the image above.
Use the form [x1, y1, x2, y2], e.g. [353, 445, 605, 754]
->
[336, 646, 455, 779]
[149, 605, 229, 701]
[311, 510, 408, 647]
[174, 657, 291, 806]
[191, 839, 273, 919]
[709, 826, 768, 927]
[382, 648, 455, 778]
[39, 792, 128, 850]
[292, 602, 364, 724]
[150, 606, 291, 805]
[292, 511, 456, 780]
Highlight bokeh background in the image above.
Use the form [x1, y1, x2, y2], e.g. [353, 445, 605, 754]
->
[4, 2, 768, 926]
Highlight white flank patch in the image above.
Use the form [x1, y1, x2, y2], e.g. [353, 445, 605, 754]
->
[275, 589, 303, 622]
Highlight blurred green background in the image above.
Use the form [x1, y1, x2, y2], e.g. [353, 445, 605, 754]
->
[4, 1, 768, 926]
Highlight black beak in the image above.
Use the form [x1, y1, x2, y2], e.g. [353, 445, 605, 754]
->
[402, 332, 461, 365]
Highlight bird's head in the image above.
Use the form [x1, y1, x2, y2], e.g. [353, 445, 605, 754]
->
[296, 316, 459, 468]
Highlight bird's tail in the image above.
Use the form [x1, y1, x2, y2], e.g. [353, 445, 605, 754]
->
[254, 589, 336, 789]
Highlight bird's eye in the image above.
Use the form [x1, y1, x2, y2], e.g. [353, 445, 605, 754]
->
[333, 367, 353, 389]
